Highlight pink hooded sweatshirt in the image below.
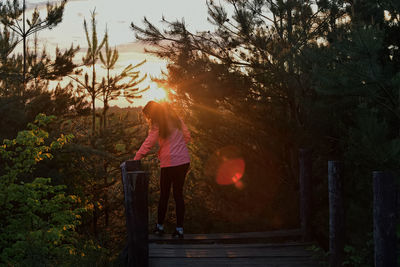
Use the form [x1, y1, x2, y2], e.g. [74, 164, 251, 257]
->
[133, 120, 191, 168]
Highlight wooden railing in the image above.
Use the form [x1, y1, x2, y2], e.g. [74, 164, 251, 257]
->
[119, 153, 397, 266]
[120, 160, 149, 267]
[298, 149, 398, 267]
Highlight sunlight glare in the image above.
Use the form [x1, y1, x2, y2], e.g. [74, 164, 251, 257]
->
[146, 83, 168, 101]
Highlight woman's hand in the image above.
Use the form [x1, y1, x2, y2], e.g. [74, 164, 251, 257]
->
[129, 150, 138, 161]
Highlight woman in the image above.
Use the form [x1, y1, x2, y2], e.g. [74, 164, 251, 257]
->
[133, 101, 190, 238]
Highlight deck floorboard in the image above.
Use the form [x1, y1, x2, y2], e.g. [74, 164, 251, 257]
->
[149, 229, 322, 267]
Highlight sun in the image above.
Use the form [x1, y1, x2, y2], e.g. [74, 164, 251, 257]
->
[146, 83, 168, 101]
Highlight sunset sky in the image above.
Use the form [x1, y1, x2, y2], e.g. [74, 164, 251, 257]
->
[26, 0, 215, 107]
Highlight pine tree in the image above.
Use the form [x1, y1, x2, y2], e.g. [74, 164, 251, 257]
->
[129, 0, 347, 232]
[99, 29, 149, 130]
[131, 0, 338, 182]
[70, 9, 106, 136]
[0, 1, 81, 140]
[0, 0, 67, 95]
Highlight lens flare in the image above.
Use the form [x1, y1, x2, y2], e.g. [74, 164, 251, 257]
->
[205, 146, 246, 188]
[234, 180, 244, 189]
[216, 158, 245, 186]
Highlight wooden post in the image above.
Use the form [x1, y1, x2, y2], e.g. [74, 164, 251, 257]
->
[328, 161, 344, 267]
[121, 160, 149, 267]
[299, 149, 311, 241]
[373, 171, 397, 267]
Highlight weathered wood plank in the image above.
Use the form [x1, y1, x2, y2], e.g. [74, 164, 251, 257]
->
[149, 233, 321, 266]
[149, 229, 302, 243]
[150, 248, 314, 258]
[149, 257, 321, 267]
[149, 242, 314, 249]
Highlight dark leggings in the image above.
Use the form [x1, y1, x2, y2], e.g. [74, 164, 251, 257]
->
[158, 163, 190, 228]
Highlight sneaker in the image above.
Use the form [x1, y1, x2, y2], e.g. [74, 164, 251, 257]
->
[153, 224, 164, 236]
[172, 229, 184, 239]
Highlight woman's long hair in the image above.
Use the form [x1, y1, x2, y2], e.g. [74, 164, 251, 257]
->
[142, 101, 182, 139]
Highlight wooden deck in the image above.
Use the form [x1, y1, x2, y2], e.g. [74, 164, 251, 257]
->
[149, 229, 322, 266]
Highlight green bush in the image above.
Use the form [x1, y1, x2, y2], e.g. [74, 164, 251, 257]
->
[0, 114, 98, 266]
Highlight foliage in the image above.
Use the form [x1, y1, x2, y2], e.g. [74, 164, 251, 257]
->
[99, 29, 149, 130]
[0, 2, 148, 264]
[0, 0, 398, 265]
[0, 114, 88, 265]
[131, 0, 335, 231]
[308, 245, 329, 267]
[0, 28, 79, 97]
[75, 9, 107, 134]
[131, 0, 400, 263]
[0, 82, 90, 141]
[0, 0, 67, 35]
[310, 2, 400, 259]
[0, 1, 82, 144]
[343, 236, 374, 267]
[71, 10, 148, 136]
[0, 0, 73, 95]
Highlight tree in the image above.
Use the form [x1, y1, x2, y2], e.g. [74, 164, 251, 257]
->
[129, 1, 396, 250]
[0, 27, 82, 140]
[99, 29, 149, 130]
[0, 27, 18, 95]
[0, 32, 83, 141]
[67, 9, 106, 136]
[81, 9, 106, 135]
[131, 0, 339, 188]
[0, 0, 67, 95]
[0, 114, 82, 265]
[132, 0, 400, 263]
[308, 2, 400, 263]
[130, 0, 336, 231]
[96, 30, 149, 227]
